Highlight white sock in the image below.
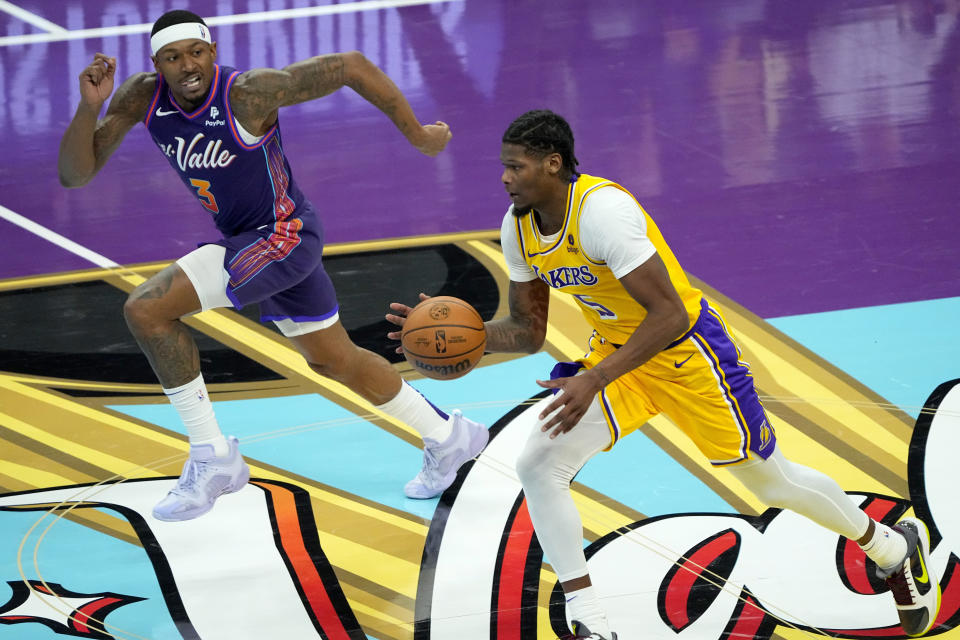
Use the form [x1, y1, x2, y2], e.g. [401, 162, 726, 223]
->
[163, 374, 229, 457]
[564, 584, 611, 637]
[375, 381, 452, 442]
[860, 521, 909, 571]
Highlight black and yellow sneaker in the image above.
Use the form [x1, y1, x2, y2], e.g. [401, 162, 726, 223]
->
[560, 620, 618, 640]
[879, 518, 942, 637]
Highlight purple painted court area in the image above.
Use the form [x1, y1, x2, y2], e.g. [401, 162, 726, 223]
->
[1, 0, 959, 318]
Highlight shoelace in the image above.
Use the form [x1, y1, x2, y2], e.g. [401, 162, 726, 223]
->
[415, 445, 442, 484]
[172, 457, 210, 496]
[887, 566, 919, 604]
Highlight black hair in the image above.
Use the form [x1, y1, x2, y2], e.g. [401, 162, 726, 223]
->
[502, 109, 579, 178]
[151, 9, 207, 36]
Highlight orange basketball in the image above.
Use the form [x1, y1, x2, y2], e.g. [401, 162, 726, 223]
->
[401, 296, 486, 380]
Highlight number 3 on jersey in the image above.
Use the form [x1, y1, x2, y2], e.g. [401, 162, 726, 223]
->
[189, 178, 219, 214]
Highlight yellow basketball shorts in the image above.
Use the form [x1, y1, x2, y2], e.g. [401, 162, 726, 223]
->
[577, 301, 775, 466]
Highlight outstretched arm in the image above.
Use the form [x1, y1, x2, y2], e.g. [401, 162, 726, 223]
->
[229, 50, 450, 155]
[58, 54, 153, 187]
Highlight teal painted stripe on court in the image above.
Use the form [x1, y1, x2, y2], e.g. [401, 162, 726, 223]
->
[110, 354, 550, 521]
[415, 353, 733, 515]
[577, 430, 733, 515]
[0, 510, 176, 640]
[109, 351, 729, 520]
[766, 297, 960, 418]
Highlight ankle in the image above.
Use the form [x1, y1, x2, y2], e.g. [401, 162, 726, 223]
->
[859, 520, 908, 571]
[564, 585, 610, 638]
[193, 435, 230, 458]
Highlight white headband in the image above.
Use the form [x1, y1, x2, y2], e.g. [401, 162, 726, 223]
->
[151, 22, 211, 55]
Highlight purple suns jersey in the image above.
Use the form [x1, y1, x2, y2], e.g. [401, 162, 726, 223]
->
[144, 64, 309, 237]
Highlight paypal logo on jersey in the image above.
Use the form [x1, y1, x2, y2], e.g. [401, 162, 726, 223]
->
[206, 106, 225, 127]
[533, 264, 599, 288]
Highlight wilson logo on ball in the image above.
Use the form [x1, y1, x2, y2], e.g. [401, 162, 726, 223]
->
[411, 357, 474, 377]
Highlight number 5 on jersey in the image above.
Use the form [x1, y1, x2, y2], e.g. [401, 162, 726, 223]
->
[573, 294, 617, 319]
[189, 178, 219, 214]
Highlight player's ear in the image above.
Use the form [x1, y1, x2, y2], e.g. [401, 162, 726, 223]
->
[210, 41, 218, 60]
[546, 152, 563, 176]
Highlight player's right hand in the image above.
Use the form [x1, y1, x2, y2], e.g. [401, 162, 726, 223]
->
[79, 53, 117, 107]
[412, 121, 451, 156]
[385, 292, 431, 353]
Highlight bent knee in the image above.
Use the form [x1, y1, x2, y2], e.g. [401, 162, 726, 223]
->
[124, 267, 199, 327]
[123, 292, 154, 330]
[516, 445, 542, 487]
[516, 440, 573, 490]
[747, 485, 788, 508]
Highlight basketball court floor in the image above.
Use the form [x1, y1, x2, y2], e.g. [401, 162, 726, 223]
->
[1, 1, 959, 638]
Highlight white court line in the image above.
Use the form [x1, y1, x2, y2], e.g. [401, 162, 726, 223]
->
[0, 0, 67, 34]
[0, 0, 456, 47]
[0, 205, 119, 269]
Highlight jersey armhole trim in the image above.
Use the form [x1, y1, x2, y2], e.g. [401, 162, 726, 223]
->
[225, 70, 279, 150]
[143, 74, 164, 126]
[577, 181, 615, 266]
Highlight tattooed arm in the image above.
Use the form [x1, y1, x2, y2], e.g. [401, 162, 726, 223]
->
[229, 50, 450, 156]
[385, 279, 549, 355]
[484, 278, 550, 354]
[59, 54, 153, 187]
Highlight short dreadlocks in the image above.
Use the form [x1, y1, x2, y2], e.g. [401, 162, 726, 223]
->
[502, 109, 579, 179]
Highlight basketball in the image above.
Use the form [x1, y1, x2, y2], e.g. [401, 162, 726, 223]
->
[401, 296, 486, 380]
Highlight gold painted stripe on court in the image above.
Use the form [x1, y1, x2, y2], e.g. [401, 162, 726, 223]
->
[763, 406, 899, 495]
[0, 464, 75, 489]
[0, 374, 186, 449]
[175, 308, 419, 440]
[341, 580, 413, 624]
[737, 332, 909, 453]
[250, 467, 429, 536]
[537, 568, 560, 635]
[314, 531, 420, 599]
[2, 375, 430, 536]
[98, 273, 417, 439]
[696, 281, 912, 439]
[461, 240, 510, 319]
[328, 229, 500, 256]
[346, 599, 411, 640]
[0, 411, 158, 478]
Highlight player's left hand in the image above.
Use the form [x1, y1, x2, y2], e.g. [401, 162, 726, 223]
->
[412, 121, 451, 156]
[385, 292, 431, 353]
[535, 370, 605, 437]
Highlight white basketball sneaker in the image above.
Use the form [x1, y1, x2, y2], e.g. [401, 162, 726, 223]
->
[153, 436, 250, 521]
[880, 517, 942, 637]
[404, 410, 488, 499]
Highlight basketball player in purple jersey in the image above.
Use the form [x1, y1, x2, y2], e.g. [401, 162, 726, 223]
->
[58, 10, 487, 521]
